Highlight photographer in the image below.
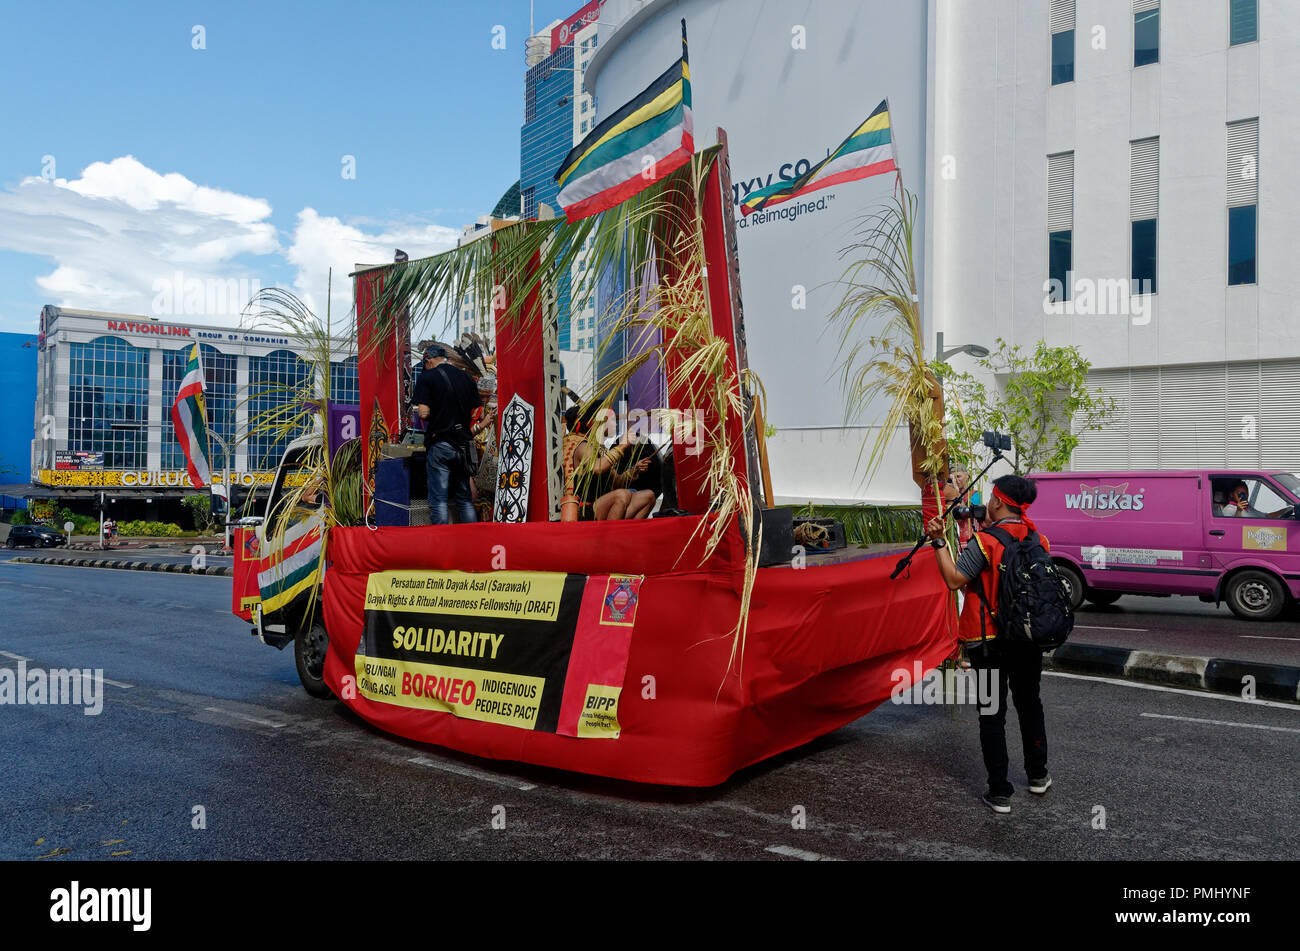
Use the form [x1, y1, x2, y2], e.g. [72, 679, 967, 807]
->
[925, 474, 1052, 815]
[413, 346, 479, 525]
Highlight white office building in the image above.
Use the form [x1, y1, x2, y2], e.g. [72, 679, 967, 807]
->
[930, 0, 1299, 470]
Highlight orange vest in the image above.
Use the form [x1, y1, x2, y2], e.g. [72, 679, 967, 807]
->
[957, 520, 1051, 643]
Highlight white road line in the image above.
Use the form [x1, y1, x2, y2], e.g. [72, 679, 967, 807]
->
[1240, 635, 1300, 642]
[765, 844, 842, 861]
[1141, 713, 1300, 734]
[407, 755, 537, 791]
[203, 706, 287, 729]
[1045, 671, 1300, 711]
[0, 650, 32, 662]
[1075, 624, 1149, 632]
[78, 672, 134, 689]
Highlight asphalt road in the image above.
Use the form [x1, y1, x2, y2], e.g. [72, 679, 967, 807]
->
[1072, 596, 1300, 667]
[1, 559, 1296, 861]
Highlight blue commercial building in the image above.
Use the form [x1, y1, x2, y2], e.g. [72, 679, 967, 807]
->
[0, 331, 38, 507]
[521, 38, 575, 347]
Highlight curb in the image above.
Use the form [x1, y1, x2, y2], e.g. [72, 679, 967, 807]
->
[8, 555, 233, 577]
[1046, 642, 1300, 703]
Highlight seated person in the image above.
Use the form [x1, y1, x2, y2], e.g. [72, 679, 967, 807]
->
[1218, 479, 1292, 519]
[561, 405, 651, 521]
[611, 435, 662, 519]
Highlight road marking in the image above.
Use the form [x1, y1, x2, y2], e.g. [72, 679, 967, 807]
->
[78, 671, 134, 689]
[407, 755, 537, 791]
[1141, 713, 1300, 734]
[1045, 671, 1300, 711]
[203, 706, 287, 729]
[1240, 635, 1300, 642]
[1075, 624, 1149, 632]
[765, 844, 842, 861]
[0, 650, 32, 662]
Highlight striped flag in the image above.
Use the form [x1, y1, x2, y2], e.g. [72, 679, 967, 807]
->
[740, 99, 898, 216]
[170, 342, 213, 487]
[257, 513, 325, 616]
[554, 19, 694, 221]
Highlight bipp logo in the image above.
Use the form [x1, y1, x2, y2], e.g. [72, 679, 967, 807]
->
[1064, 482, 1145, 519]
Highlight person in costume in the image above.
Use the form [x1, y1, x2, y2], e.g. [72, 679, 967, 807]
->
[561, 404, 652, 521]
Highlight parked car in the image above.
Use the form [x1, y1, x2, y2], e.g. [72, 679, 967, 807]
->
[1028, 469, 1300, 621]
[5, 524, 68, 549]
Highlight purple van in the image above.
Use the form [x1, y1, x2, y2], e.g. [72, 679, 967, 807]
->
[1026, 470, 1300, 621]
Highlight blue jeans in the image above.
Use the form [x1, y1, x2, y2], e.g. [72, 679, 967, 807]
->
[426, 440, 476, 525]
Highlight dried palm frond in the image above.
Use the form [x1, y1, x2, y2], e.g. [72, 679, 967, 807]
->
[829, 187, 947, 494]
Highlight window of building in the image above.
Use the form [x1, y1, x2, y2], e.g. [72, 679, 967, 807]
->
[1227, 118, 1258, 286]
[1228, 205, 1257, 285]
[67, 335, 149, 470]
[1134, 2, 1159, 67]
[247, 349, 313, 470]
[330, 355, 360, 404]
[1230, 0, 1257, 44]
[581, 119, 588, 133]
[162, 343, 238, 472]
[1130, 137, 1159, 294]
[1131, 219, 1158, 294]
[1050, 0, 1075, 85]
[1047, 151, 1075, 303]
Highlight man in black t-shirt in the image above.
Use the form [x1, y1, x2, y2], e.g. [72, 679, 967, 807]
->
[412, 346, 479, 524]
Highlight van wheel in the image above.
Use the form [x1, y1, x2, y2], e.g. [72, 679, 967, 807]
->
[1224, 570, 1287, 622]
[1085, 590, 1123, 606]
[294, 622, 333, 698]
[1055, 562, 1085, 612]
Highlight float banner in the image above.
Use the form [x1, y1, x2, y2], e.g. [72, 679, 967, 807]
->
[355, 569, 641, 738]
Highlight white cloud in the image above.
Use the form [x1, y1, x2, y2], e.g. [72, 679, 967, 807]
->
[285, 208, 460, 329]
[0, 155, 462, 334]
[0, 156, 278, 324]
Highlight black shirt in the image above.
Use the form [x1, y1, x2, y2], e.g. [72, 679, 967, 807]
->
[412, 362, 477, 447]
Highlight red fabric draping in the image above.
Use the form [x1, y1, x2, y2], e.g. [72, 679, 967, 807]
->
[323, 518, 956, 787]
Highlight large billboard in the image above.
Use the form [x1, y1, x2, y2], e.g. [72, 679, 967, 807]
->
[588, 0, 929, 503]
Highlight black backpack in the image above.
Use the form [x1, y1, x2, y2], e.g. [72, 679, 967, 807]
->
[973, 524, 1075, 651]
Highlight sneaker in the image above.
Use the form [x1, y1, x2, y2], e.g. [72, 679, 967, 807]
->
[982, 791, 1012, 814]
[1029, 775, 1052, 794]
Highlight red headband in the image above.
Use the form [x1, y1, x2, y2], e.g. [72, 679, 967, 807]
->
[993, 486, 1037, 531]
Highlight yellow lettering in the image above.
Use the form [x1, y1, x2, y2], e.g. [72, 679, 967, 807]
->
[392, 626, 404, 650]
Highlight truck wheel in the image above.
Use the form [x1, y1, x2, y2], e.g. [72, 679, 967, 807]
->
[294, 622, 333, 698]
[1224, 570, 1287, 622]
[1085, 590, 1123, 606]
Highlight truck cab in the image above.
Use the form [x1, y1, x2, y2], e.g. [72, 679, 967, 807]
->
[232, 434, 332, 696]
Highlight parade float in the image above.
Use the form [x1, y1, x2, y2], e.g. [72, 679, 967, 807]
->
[233, 25, 956, 786]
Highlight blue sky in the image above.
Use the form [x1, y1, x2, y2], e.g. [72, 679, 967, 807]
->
[0, 0, 580, 334]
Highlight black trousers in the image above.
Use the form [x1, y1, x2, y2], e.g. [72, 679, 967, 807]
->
[967, 640, 1048, 797]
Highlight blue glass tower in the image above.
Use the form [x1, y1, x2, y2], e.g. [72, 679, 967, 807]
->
[521, 40, 575, 347]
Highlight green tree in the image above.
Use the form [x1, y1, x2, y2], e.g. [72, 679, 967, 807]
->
[936, 338, 1116, 475]
[181, 493, 215, 533]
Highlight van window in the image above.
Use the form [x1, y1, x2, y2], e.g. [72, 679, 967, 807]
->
[1212, 477, 1294, 520]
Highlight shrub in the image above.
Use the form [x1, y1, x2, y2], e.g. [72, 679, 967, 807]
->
[116, 520, 184, 537]
[10, 509, 29, 526]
